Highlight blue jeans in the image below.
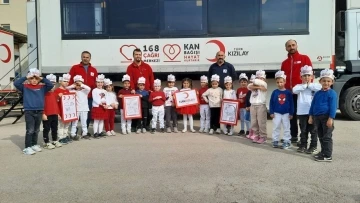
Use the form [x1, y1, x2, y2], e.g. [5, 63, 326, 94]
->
[24, 110, 43, 148]
[239, 108, 250, 131]
[87, 98, 93, 129]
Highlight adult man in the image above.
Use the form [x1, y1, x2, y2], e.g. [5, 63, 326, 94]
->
[208, 51, 237, 89]
[281, 40, 312, 143]
[69, 51, 98, 136]
[126, 48, 155, 131]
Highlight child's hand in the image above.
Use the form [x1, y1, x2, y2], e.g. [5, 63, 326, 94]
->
[119, 94, 123, 98]
[58, 114, 62, 120]
[246, 107, 249, 111]
[270, 114, 274, 118]
[326, 118, 333, 128]
[139, 95, 143, 98]
[131, 90, 135, 94]
[308, 116, 313, 124]
[42, 114, 47, 121]
[289, 115, 293, 120]
[58, 93, 63, 97]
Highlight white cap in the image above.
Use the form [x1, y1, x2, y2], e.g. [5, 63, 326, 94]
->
[138, 77, 146, 84]
[122, 74, 130, 82]
[167, 74, 175, 82]
[154, 79, 161, 87]
[200, 75, 208, 83]
[27, 68, 40, 78]
[319, 68, 335, 80]
[62, 73, 71, 82]
[224, 76, 232, 84]
[275, 70, 287, 80]
[249, 74, 256, 82]
[73, 75, 84, 83]
[300, 65, 313, 76]
[46, 74, 57, 83]
[104, 78, 112, 86]
[239, 73, 248, 81]
[255, 70, 266, 79]
[211, 74, 220, 82]
[96, 74, 105, 82]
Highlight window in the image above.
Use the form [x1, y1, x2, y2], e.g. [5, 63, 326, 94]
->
[61, 0, 309, 39]
[1, 0, 10, 4]
[62, 0, 106, 35]
[261, 0, 308, 33]
[1, 24, 10, 30]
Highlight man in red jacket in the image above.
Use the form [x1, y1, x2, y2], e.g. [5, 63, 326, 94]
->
[69, 51, 98, 135]
[281, 40, 312, 144]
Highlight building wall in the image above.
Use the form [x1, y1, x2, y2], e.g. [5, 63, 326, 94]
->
[0, 0, 28, 35]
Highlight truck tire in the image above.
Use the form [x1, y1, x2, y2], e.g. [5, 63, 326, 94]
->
[339, 86, 360, 120]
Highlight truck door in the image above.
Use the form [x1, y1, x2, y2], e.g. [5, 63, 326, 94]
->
[358, 12, 360, 60]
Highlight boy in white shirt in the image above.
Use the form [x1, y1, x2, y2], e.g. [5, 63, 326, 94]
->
[163, 74, 179, 133]
[67, 75, 91, 140]
[293, 65, 321, 153]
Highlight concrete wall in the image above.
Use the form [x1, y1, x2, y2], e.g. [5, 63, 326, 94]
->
[0, 0, 28, 35]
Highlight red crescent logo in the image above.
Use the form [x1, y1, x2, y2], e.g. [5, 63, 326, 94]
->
[183, 92, 189, 99]
[120, 44, 138, 61]
[0, 44, 11, 63]
[206, 40, 226, 62]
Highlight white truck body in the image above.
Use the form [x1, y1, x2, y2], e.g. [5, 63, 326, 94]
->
[0, 30, 14, 89]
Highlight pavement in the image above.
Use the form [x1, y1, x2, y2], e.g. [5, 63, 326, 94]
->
[0, 114, 360, 203]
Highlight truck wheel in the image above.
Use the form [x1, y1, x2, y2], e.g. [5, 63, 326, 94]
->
[339, 86, 360, 120]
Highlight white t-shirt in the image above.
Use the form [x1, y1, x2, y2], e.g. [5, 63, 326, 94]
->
[248, 79, 267, 105]
[293, 83, 322, 115]
[163, 87, 178, 106]
[67, 84, 91, 112]
[106, 91, 118, 109]
[92, 88, 107, 107]
[223, 89, 236, 100]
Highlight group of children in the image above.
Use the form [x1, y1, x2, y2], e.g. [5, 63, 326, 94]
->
[16, 66, 337, 162]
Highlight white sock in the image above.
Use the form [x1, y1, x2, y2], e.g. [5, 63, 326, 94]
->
[93, 120, 99, 134]
[183, 114, 188, 130]
[189, 115, 194, 130]
[98, 120, 104, 134]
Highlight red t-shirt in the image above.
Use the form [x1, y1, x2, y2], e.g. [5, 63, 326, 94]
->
[198, 87, 208, 105]
[117, 88, 132, 109]
[236, 87, 248, 109]
[54, 87, 70, 117]
[149, 91, 166, 106]
[44, 91, 59, 116]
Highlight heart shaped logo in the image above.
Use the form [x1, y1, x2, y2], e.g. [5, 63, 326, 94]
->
[120, 45, 138, 61]
[163, 44, 181, 61]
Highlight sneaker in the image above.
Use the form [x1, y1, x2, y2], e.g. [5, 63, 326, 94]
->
[122, 130, 127, 135]
[66, 136, 73, 143]
[151, 128, 156, 134]
[252, 136, 260, 143]
[272, 141, 279, 148]
[110, 130, 116, 136]
[256, 137, 266, 144]
[173, 127, 178, 133]
[99, 132, 107, 138]
[291, 139, 298, 144]
[31, 145, 42, 152]
[131, 127, 136, 132]
[87, 132, 91, 137]
[246, 134, 251, 139]
[297, 146, 306, 153]
[198, 128, 204, 133]
[281, 142, 291, 149]
[238, 130, 245, 136]
[136, 129, 141, 134]
[203, 128, 209, 133]
[306, 147, 318, 154]
[160, 128, 165, 133]
[23, 147, 36, 155]
[245, 131, 249, 135]
[313, 152, 323, 159]
[182, 129, 187, 133]
[59, 138, 68, 144]
[53, 141, 62, 147]
[209, 129, 214, 135]
[215, 129, 221, 134]
[227, 131, 233, 136]
[44, 143, 55, 149]
[190, 129, 196, 133]
[142, 128, 147, 133]
[167, 127, 172, 133]
[315, 155, 332, 162]
[297, 141, 301, 147]
[249, 135, 256, 140]
[81, 135, 91, 140]
[222, 129, 228, 135]
[93, 133, 100, 139]
[106, 131, 112, 136]
[73, 135, 80, 141]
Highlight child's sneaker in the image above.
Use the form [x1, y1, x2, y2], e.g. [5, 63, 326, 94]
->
[281, 142, 291, 149]
[252, 136, 260, 143]
[203, 128, 209, 133]
[44, 143, 55, 150]
[209, 129, 214, 135]
[73, 135, 80, 141]
[142, 128, 147, 133]
[99, 132, 107, 138]
[59, 138, 68, 144]
[246, 134, 251, 139]
[245, 131, 249, 136]
[249, 135, 256, 140]
[190, 129, 196, 133]
[81, 135, 91, 140]
[110, 130, 116, 136]
[23, 147, 36, 155]
[160, 128, 165, 133]
[238, 130, 245, 136]
[31, 145, 42, 152]
[272, 141, 279, 148]
[227, 131, 233, 136]
[106, 131, 112, 136]
[198, 128, 204, 133]
[173, 127, 178, 133]
[167, 127, 172, 133]
[66, 136, 73, 143]
[121, 130, 127, 135]
[215, 129, 221, 134]
[222, 128, 228, 135]
[315, 155, 332, 162]
[306, 146, 318, 154]
[151, 128, 156, 134]
[256, 137, 266, 144]
[182, 128, 187, 133]
[127, 129, 132, 134]
[297, 146, 306, 153]
[53, 141, 62, 147]
[136, 129, 141, 134]
[93, 133, 100, 139]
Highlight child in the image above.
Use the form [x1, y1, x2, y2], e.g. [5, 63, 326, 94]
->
[67, 75, 91, 140]
[309, 68, 337, 162]
[177, 78, 198, 133]
[293, 65, 321, 153]
[163, 74, 179, 133]
[149, 79, 166, 133]
[118, 74, 133, 134]
[54, 73, 72, 144]
[198, 75, 210, 133]
[91, 74, 108, 138]
[269, 71, 294, 149]
[42, 74, 62, 149]
[237, 73, 250, 136]
[136, 77, 150, 134]
[202, 74, 223, 135]
[245, 74, 255, 139]
[248, 70, 268, 144]
[14, 68, 53, 155]
[104, 78, 118, 136]
[222, 76, 237, 135]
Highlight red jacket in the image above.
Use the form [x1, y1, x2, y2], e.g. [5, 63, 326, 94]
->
[281, 52, 312, 90]
[69, 63, 98, 97]
[149, 91, 166, 106]
[44, 91, 59, 116]
[126, 62, 154, 91]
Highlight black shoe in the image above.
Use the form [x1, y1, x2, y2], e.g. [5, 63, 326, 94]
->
[245, 131, 249, 135]
[146, 126, 151, 131]
[73, 135, 80, 141]
[238, 130, 245, 136]
[99, 132, 107, 138]
[306, 146, 318, 154]
[160, 128, 165, 133]
[93, 133, 100, 139]
[291, 139, 298, 144]
[297, 146, 306, 153]
[131, 127, 136, 132]
[66, 136, 73, 143]
[87, 132, 91, 137]
[82, 135, 91, 140]
[313, 152, 322, 159]
[315, 155, 332, 162]
[151, 128, 156, 134]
